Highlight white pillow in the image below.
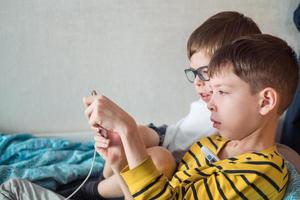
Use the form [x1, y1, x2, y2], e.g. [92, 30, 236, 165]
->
[277, 143, 300, 173]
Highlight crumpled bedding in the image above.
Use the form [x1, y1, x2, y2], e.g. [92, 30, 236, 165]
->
[0, 133, 104, 190]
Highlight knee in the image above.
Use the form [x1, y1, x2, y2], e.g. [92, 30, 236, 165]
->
[137, 125, 160, 147]
[147, 147, 176, 179]
[102, 170, 110, 179]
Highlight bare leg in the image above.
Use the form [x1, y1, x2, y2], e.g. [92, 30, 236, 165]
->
[137, 125, 160, 148]
[147, 146, 176, 179]
[98, 175, 124, 198]
[102, 161, 113, 178]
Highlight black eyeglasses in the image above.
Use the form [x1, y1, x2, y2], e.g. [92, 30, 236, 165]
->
[184, 66, 209, 82]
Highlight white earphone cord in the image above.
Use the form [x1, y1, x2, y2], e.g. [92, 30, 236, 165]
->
[64, 149, 97, 200]
[65, 90, 98, 200]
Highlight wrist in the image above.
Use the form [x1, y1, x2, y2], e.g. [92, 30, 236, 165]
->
[119, 116, 138, 137]
[119, 124, 149, 169]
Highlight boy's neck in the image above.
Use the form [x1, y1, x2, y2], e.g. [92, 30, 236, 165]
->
[219, 114, 279, 159]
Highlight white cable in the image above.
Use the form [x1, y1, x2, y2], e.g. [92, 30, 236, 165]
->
[65, 149, 97, 200]
[65, 90, 99, 200]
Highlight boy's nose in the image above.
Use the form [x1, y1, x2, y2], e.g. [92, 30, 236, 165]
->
[207, 103, 216, 112]
[207, 97, 217, 112]
[194, 76, 205, 87]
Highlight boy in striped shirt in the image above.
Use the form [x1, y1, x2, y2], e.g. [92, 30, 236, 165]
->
[90, 11, 262, 199]
[86, 34, 298, 199]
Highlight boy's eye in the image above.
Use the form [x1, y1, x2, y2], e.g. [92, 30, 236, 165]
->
[218, 90, 227, 95]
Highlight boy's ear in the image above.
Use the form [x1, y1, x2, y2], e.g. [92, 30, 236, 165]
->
[258, 88, 278, 115]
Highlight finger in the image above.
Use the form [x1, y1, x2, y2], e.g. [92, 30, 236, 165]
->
[94, 138, 110, 149]
[83, 96, 93, 108]
[94, 137, 109, 146]
[82, 96, 96, 108]
[94, 135, 110, 145]
[95, 141, 109, 148]
[88, 97, 107, 127]
[91, 126, 100, 133]
[99, 127, 108, 138]
[92, 127, 109, 139]
[83, 94, 106, 108]
[95, 143, 109, 149]
[95, 146, 108, 159]
[84, 101, 96, 119]
[89, 108, 103, 128]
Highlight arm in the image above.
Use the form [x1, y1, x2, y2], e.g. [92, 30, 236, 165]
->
[83, 95, 149, 169]
[83, 95, 166, 197]
[101, 124, 160, 178]
[121, 157, 177, 199]
[121, 157, 286, 200]
[83, 95, 176, 198]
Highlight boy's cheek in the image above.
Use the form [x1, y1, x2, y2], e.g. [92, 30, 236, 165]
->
[204, 82, 212, 92]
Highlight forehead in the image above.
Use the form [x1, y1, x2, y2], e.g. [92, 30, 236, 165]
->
[209, 67, 249, 89]
[190, 50, 211, 69]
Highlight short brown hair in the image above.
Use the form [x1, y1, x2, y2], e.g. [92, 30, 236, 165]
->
[209, 34, 299, 114]
[187, 11, 261, 59]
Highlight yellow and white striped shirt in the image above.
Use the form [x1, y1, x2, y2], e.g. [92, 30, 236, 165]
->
[121, 135, 288, 200]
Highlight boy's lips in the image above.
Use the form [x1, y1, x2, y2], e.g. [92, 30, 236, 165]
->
[210, 117, 221, 128]
[198, 93, 211, 102]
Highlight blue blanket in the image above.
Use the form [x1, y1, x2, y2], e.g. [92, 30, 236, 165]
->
[0, 133, 104, 190]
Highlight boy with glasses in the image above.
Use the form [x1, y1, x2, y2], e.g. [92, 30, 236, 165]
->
[88, 11, 262, 199]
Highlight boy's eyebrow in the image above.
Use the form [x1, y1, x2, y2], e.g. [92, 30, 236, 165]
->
[211, 83, 234, 88]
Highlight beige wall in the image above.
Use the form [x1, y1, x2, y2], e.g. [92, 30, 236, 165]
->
[0, 0, 299, 133]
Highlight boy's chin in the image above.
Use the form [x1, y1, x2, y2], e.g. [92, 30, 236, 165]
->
[218, 130, 229, 137]
[219, 132, 240, 141]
